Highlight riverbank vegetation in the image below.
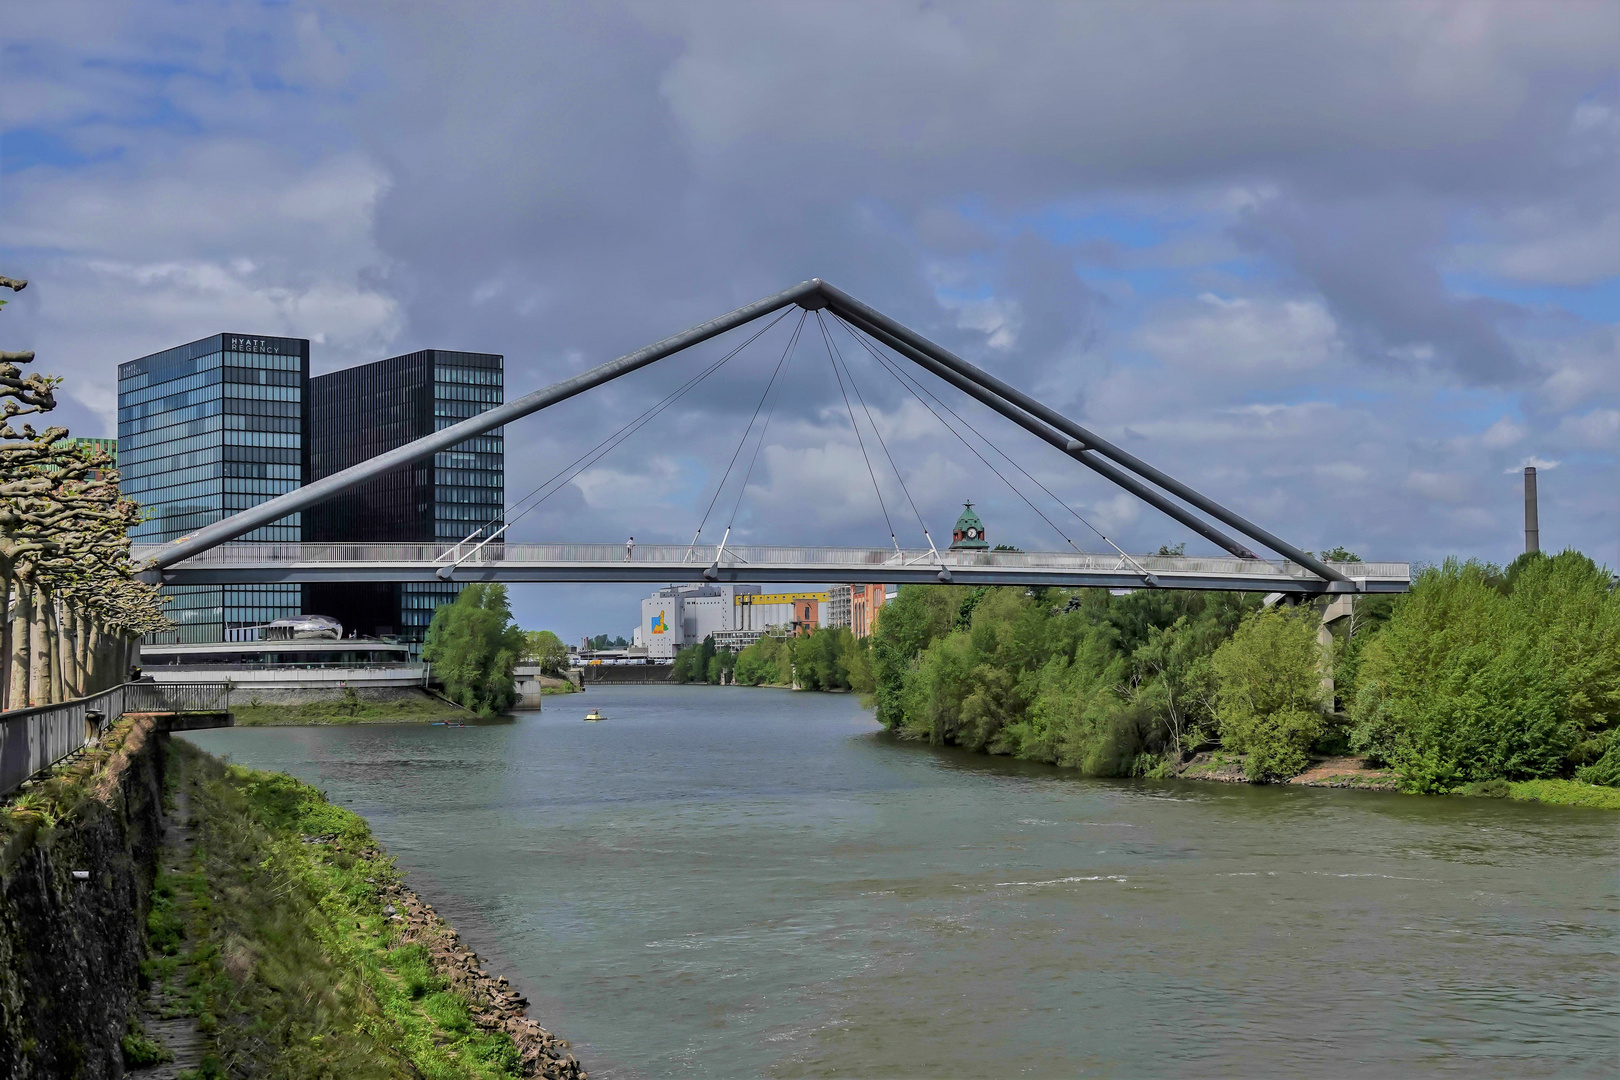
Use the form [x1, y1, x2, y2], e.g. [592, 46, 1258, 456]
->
[672, 625, 874, 691]
[152, 739, 537, 1078]
[862, 549, 1619, 803]
[422, 584, 525, 715]
[232, 688, 472, 726]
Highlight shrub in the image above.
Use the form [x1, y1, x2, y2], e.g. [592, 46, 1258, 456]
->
[1211, 607, 1324, 780]
[1351, 553, 1620, 786]
[421, 584, 525, 715]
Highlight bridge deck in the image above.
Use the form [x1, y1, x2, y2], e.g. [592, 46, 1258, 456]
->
[135, 543, 1409, 593]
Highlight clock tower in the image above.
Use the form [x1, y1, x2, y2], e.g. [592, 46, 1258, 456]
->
[950, 502, 989, 549]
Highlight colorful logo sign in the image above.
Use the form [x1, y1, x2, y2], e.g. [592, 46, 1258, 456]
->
[651, 611, 668, 634]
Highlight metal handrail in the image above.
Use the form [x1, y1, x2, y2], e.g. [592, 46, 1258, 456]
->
[130, 542, 1409, 582]
[0, 682, 230, 798]
[148, 662, 422, 672]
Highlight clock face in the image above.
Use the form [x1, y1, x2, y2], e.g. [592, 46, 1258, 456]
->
[966, 528, 978, 539]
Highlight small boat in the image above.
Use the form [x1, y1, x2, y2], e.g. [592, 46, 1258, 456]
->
[583, 710, 604, 722]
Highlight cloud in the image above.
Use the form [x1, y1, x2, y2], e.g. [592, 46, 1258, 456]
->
[1405, 470, 1474, 502]
[1479, 416, 1528, 449]
[1555, 408, 1620, 449]
[3, 0, 1617, 635]
[1137, 293, 1341, 374]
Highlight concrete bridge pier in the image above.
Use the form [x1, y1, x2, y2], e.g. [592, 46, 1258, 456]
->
[1318, 595, 1355, 704]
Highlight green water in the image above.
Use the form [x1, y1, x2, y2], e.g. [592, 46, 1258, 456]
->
[182, 685, 1620, 1077]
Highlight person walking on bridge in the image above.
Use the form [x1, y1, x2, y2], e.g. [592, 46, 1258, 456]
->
[625, 536, 635, 561]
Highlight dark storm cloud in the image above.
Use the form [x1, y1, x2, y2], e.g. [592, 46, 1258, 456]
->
[4, 0, 1617, 636]
[1232, 196, 1527, 383]
[343, 1, 1617, 404]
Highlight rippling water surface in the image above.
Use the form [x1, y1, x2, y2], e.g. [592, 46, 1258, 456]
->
[183, 685, 1619, 1077]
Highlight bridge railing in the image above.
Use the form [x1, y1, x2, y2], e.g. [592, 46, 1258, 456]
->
[132, 542, 1407, 582]
[0, 682, 230, 798]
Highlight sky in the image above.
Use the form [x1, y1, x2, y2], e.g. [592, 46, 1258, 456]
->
[3, 1, 1617, 642]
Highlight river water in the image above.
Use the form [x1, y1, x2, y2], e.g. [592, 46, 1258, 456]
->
[182, 685, 1619, 1077]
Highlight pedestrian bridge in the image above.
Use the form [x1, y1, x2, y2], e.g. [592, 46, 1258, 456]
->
[134, 278, 1413, 597]
[132, 542, 1408, 594]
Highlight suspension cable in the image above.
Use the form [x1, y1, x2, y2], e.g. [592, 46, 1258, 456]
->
[817, 314, 940, 555]
[724, 312, 807, 531]
[687, 309, 808, 557]
[829, 314, 1080, 554]
[448, 307, 795, 560]
[835, 313, 1146, 567]
[814, 312, 899, 552]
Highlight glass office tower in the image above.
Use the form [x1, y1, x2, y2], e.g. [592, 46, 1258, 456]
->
[304, 349, 503, 646]
[118, 334, 309, 643]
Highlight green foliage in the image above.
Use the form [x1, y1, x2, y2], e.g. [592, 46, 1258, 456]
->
[733, 635, 790, 686]
[859, 550, 1616, 793]
[1503, 778, 1620, 810]
[156, 740, 525, 1078]
[122, 1025, 172, 1067]
[420, 584, 525, 716]
[1211, 608, 1325, 780]
[1350, 552, 1620, 788]
[867, 584, 1257, 776]
[672, 635, 718, 684]
[678, 627, 870, 691]
[585, 633, 628, 650]
[520, 629, 570, 676]
[1574, 733, 1620, 787]
[232, 693, 469, 726]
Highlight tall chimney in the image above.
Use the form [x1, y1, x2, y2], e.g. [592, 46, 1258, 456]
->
[1523, 466, 1539, 554]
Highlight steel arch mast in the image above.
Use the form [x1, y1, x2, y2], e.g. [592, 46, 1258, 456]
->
[141, 278, 1349, 588]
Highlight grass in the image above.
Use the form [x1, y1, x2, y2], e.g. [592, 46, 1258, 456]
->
[232, 691, 472, 726]
[1502, 778, 1620, 810]
[152, 740, 524, 1078]
[0, 717, 142, 859]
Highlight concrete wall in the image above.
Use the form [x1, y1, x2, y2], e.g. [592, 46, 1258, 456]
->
[0, 716, 167, 1079]
[511, 667, 582, 710]
[147, 666, 426, 690]
[580, 663, 675, 685]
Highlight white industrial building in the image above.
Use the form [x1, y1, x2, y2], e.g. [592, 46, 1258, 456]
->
[639, 583, 763, 660]
[638, 584, 831, 660]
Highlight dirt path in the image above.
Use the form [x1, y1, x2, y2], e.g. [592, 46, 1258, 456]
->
[1286, 755, 1398, 789]
[127, 770, 211, 1078]
[1178, 751, 1398, 790]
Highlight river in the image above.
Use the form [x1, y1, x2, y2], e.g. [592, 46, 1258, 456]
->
[181, 685, 1619, 1077]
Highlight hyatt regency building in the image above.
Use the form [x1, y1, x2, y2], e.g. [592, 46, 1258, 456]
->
[118, 338, 503, 647]
[119, 334, 310, 643]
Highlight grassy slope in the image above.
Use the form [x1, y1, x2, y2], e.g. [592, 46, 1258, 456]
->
[152, 740, 524, 1078]
[1176, 751, 1618, 808]
[1503, 778, 1620, 810]
[232, 694, 471, 726]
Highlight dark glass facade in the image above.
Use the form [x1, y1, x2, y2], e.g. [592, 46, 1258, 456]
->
[304, 349, 504, 644]
[118, 334, 310, 643]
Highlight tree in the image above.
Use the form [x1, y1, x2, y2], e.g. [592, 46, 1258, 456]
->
[421, 584, 525, 715]
[1211, 607, 1325, 780]
[521, 629, 570, 676]
[1351, 553, 1620, 790]
[0, 276, 168, 706]
[1130, 616, 1218, 764]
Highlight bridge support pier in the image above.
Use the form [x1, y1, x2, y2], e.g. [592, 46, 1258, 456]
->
[1318, 595, 1355, 705]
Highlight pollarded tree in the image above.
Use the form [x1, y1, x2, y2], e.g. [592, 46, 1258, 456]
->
[0, 276, 168, 707]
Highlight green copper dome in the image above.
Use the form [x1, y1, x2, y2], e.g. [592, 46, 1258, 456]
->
[950, 502, 988, 549]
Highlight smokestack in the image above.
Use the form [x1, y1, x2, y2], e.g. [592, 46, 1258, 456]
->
[1524, 466, 1539, 554]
